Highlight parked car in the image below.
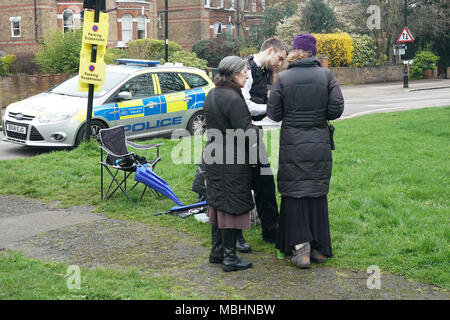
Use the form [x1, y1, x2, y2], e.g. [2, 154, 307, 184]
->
[2, 59, 213, 147]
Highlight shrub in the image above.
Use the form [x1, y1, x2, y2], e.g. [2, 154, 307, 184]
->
[192, 34, 242, 67]
[104, 48, 126, 64]
[350, 35, 377, 67]
[275, 13, 305, 46]
[313, 32, 353, 67]
[34, 29, 82, 74]
[191, 39, 211, 59]
[0, 54, 16, 76]
[165, 50, 208, 70]
[410, 51, 440, 80]
[125, 39, 182, 60]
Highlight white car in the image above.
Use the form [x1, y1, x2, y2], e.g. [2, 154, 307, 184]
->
[2, 59, 213, 147]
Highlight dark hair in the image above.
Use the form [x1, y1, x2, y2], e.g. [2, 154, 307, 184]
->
[214, 56, 246, 86]
[261, 38, 289, 55]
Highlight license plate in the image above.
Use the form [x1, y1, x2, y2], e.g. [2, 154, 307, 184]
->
[6, 123, 27, 134]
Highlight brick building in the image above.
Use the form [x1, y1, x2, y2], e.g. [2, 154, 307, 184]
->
[156, 0, 265, 49]
[0, 0, 263, 63]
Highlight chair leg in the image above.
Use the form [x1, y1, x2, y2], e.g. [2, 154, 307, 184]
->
[100, 150, 103, 200]
[103, 167, 134, 203]
[139, 185, 147, 202]
[108, 171, 133, 199]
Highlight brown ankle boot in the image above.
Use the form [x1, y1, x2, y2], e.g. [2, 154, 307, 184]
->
[290, 243, 310, 269]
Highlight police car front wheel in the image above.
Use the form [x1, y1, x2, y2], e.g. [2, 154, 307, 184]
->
[75, 120, 107, 147]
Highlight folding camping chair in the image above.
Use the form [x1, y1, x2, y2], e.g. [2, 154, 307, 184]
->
[99, 125, 163, 203]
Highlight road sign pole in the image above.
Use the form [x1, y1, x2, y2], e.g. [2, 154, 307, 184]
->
[85, 0, 100, 141]
[403, 0, 408, 88]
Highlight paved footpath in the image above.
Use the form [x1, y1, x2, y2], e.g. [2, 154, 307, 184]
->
[0, 195, 448, 300]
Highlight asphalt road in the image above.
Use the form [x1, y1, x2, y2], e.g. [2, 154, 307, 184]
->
[1, 79, 449, 160]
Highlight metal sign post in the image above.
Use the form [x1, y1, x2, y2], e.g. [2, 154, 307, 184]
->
[85, 1, 100, 141]
[79, 0, 108, 142]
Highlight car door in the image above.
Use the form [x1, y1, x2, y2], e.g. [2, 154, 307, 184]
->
[112, 73, 161, 139]
[155, 72, 195, 135]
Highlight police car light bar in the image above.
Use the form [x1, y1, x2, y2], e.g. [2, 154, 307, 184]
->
[115, 59, 160, 67]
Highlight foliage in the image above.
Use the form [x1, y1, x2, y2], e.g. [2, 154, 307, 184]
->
[192, 34, 242, 68]
[125, 39, 182, 61]
[239, 47, 259, 58]
[410, 51, 440, 80]
[248, 1, 297, 47]
[350, 35, 378, 67]
[275, 11, 305, 46]
[104, 48, 126, 64]
[313, 33, 354, 67]
[164, 50, 208, 70]
[191, 39, 211, 60]
[33, 29, 83, 74]
[304, 0, 341, 33]
[0, 54, 16, 76]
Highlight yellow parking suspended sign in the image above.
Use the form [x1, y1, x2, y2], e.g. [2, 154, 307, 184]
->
[82, 10, 109, 46]
[79, 59, 106, 85]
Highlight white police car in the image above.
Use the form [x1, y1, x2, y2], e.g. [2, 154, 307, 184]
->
[2, 59, 213, 147]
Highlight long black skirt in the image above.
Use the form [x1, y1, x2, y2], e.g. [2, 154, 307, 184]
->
[276, 195, 332, 257]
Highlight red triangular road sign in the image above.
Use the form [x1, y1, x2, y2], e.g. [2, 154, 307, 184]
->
[397, 27, 414, 43]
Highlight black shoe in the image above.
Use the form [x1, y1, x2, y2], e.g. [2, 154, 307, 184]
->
[222, 229, 252, 272]
[209, 224, 223, 264]
[236, 229, 252, 253]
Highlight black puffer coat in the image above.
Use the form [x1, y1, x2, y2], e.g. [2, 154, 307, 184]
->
[203, 86, 261, 215]
[267, 58, 344, 198]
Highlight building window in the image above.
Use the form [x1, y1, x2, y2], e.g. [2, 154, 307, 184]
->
[137, 15, 146, 39]
[219, 0, 224, 8]
[229, 0, 235, 10]
[213, 21, 222, 37]
[122, 14, 133, 44]
[10, 17, 21, 37]
[63, 9, 75, 33]
[252, 0, 256, 12]
[226, 22, 233, 35]
[204, 0, 210, 7]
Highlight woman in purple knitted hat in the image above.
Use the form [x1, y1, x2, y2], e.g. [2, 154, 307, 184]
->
[267, 34, 344, 269]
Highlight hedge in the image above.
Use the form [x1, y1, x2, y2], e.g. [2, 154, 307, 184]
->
[313, 32, 353, 67]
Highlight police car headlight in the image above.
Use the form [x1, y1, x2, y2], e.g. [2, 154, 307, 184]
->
[38, 111, 77, 123]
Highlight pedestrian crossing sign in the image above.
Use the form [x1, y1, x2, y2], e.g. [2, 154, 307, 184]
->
[397, 27, 414, 43]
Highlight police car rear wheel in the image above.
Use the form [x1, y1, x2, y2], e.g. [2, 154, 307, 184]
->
[75, 120, 107, 147]
[188, 112, 206, 136]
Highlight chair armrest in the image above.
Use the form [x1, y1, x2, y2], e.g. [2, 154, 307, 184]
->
[126, 141, 164, 150]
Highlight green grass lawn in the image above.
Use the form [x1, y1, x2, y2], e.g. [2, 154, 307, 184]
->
[0, 106, 448, 295]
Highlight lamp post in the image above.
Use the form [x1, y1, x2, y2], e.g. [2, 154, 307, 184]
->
[165, 0, 168, 62]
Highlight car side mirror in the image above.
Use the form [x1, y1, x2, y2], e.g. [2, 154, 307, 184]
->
[117, 91, 132, 101]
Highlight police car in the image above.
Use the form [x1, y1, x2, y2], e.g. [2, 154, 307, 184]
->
[2, 59, 213, 147]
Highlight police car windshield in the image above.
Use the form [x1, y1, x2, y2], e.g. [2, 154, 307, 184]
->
[49, 71, 129, 98]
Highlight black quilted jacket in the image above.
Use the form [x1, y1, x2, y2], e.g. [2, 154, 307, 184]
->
[203, 86, 261, 214]
[267, 58, 344, 198]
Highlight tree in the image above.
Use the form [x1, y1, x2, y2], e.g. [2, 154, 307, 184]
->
[303, 0, 341, 33]
[248, 1, 297, 47]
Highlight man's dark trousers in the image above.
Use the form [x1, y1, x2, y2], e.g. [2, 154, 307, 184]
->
[252, 165, 279, 241]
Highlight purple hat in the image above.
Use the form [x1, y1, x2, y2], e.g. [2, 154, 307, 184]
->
[292, 34, 317, 56]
